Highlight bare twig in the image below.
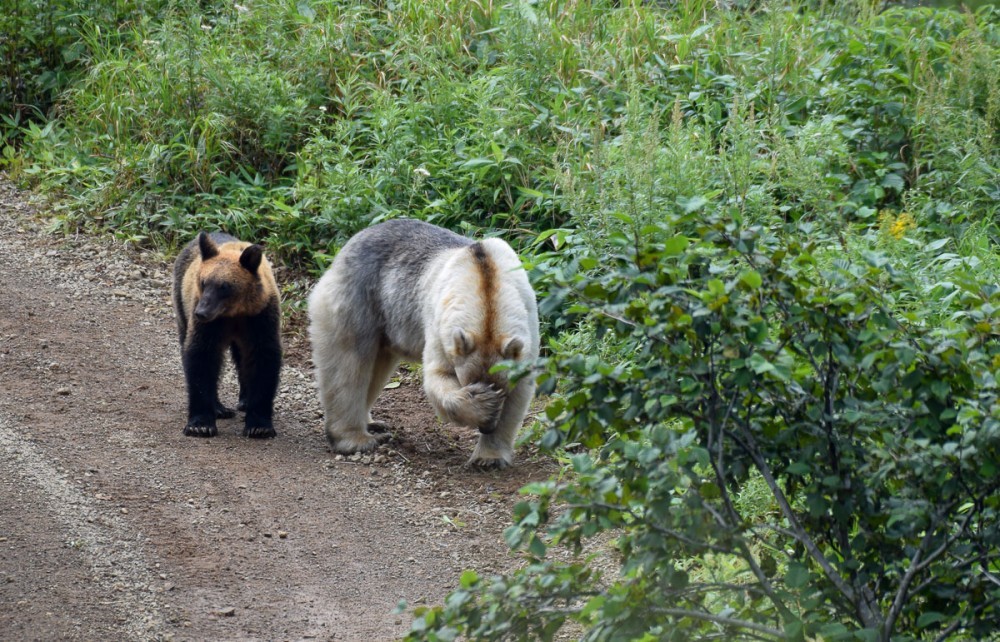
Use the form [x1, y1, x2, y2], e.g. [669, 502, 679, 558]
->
[885, 496, 990, 638]
[650, 606, 784, 639]
[932, 619, 962, 642]
[707, 430, 794, 623]
[727, 427, 879, 628]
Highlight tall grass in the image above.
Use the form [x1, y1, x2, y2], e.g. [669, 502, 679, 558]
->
[5, 0, 998, 278]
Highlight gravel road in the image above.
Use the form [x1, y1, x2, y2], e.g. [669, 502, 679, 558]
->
[0, 176, 555, 641]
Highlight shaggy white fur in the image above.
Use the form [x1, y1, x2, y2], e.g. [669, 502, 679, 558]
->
[308, 221, 539, 468]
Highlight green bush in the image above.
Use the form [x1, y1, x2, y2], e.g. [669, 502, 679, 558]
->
[0, 0, 213, 136]
[409, 205, 1000, 641]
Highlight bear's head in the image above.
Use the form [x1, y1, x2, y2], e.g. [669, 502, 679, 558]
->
[192, 232, 269, 323]
[450, 329, 524, 387]
[449, 328, 526, 433]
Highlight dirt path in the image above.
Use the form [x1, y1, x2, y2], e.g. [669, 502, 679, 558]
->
[0, 176, 555, 641]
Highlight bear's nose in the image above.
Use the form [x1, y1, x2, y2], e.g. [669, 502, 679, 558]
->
[193, 302, 214, 322]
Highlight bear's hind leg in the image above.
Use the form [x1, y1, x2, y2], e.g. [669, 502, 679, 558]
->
[231, 343, 248, 413]
[364, 349, 400, 435]
[313, 328, 385, 453]
[214, 403, 236, 419]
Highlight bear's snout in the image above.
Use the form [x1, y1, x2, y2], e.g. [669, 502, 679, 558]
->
[193, 298, 223, 323]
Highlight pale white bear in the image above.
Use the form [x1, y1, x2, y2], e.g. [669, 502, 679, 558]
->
[307, 219, 539, 468]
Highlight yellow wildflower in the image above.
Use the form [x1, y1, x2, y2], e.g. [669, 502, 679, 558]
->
[878, 210, 917, 240]
[891, 212, 916, 239]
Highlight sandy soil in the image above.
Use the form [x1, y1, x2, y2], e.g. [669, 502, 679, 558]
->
[0, 175, 557, 641]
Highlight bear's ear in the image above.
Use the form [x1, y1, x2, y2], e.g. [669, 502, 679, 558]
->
[198, 231, 219, 260]
[239, 244, 264, 274]
[501, 336, 524, 360]
[452, 328, 474, 357]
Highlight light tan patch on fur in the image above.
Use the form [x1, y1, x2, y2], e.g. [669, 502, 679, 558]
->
[181, 240, 279, 327]
[440, 292, 455, 313]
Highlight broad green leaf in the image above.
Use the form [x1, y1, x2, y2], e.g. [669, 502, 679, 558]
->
[787, 462, 811, 475]
[681, 195, 708, 213]
[663, 234, 690, 255]
[528, 535, 547, 557]
[748, 353, 776, 374]
[785, 563, 810, 589]
[881, 173, 906, 192]
[459, 570, 478, 588]
[740, 269, 763, 289]
[916, 612, 946, 628]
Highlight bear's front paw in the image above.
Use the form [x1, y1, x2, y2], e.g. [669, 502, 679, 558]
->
[464, 382, 505, 431]
[184, 422, 218, 438]
[468, 434, 514, 469]
[244, 424, 276, 439]
[467, 453, 512, 469]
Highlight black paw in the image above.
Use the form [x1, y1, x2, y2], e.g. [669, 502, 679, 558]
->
[244, 425, 276, 439]
[215, 403, 236, 419]
[367, 421, 391, 434]
[184, 423, 218, 437]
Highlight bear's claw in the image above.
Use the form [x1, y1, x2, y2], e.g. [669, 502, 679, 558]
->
[184, 423, 218, 438]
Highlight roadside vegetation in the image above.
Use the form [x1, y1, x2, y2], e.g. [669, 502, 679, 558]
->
[3, 0, 999, 639]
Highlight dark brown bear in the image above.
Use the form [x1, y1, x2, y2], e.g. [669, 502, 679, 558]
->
[173, 231, 282, 438]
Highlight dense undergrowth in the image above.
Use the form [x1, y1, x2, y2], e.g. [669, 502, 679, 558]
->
[3, 0, 1000, 639]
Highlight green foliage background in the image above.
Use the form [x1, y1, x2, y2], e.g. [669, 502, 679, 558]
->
[3, 0, 1000, 639]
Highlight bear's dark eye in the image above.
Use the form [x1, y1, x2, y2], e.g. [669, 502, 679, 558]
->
[202, 280, 231, 297]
